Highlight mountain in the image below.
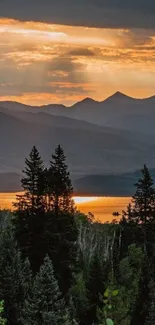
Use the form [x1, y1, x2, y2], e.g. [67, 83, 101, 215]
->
[1, 92, 155, 135]
[73, 169, 155, 196]
[0, 108, 154, 177]
[1, 92, 155, 193]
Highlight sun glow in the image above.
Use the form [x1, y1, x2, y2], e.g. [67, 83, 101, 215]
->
[73, 196, 99, 204]
[0, 17, 155, 104]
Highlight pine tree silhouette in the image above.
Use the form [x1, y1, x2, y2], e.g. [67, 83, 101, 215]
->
[15, 146, 45, 213]
[132, 164, 155, 224]
[13, 146, 47, 273]
[47, 145, 74, 214]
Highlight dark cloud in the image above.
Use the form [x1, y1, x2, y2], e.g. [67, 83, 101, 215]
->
[68, 48, 95, 57]
[0, 0, 155, 29]
[0, 57, 88, 97]
[0, 82, 88, 96]
[47, 57, 87, 83]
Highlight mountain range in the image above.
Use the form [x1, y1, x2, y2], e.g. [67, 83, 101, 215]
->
[1, 91, 155, 194]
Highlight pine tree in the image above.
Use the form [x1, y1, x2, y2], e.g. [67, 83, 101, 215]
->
[86, 253, 106, 325]
[69, 272, 89, 325]
[22, 255, 64, 325]
[130, 254, 150, 325]
[132, 164, 155, 224]
[45, 209, 78, 296]
[43, 145, 78, 296]
[120, 166, 155, 255]
[47, 145, 74, 214]
[13, 146, 47, 273]
[15, 145, 45, 213]
[0, 225, 32, 325]
[143, 278, 155, 325]
[145, 301, 155, 325]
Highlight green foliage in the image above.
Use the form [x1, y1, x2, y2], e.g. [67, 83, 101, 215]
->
[106, 319, 114, 325]
[97, 245, 144, 325]
[0, 301, 6, 325]
[97, 288, 117, 325]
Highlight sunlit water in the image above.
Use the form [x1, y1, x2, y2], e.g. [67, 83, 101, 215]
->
[0, 193, 131, 222]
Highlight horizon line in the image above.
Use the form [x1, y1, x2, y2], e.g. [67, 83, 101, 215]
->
[0, 90, 155, 108]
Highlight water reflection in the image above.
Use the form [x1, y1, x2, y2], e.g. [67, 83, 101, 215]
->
[0, 193, 130, 222]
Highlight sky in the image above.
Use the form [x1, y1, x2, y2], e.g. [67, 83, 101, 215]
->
[0, 1, 155, 105]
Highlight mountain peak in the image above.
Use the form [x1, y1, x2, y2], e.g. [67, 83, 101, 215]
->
[112, 91, 134, 99]
[113, 91, 127, 97]
[103, 91, 136, 103]
[74, 97, 98, 106]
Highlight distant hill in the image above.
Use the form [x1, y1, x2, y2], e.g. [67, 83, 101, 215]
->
[1, 92, 155, 135]
[2, 169, 155, 196]
[1, 92, 155, 193]
[73, 169, 155, 196]
[1, 110, 152, 175]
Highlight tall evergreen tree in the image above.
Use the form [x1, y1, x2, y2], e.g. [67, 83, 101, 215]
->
[15, 145, 45, 213]
[69, 272, 89, 325]
[43, 145, 78, 295]
[22, 255, 64, 325]
[45, 209, 78, 296]
[13, 146, 47, 273]
[132, 164, 155, 224]
[120, 165, 155, 255]
[130, 255, 150, 325]
[145, 279, 155, 325]
[47, 145, 74, 214]
[0, 225, 32, 325]
[86, 253, 106, 325]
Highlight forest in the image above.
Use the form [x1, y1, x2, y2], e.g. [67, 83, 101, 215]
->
[0, 145, 155, 325]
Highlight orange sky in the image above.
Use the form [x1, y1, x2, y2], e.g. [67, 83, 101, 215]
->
[0, 18, 155, 105]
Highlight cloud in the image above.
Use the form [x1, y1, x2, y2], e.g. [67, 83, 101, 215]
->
[0, 54, 89, 100]
[0, 0, 155, 29]
[68, 48, 95, 57]
[47, 57, 87, 84]
[0, 17, 155, 104]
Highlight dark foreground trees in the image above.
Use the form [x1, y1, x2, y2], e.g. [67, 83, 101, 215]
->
[0, 225, 32, 325]
[120, 165, 155, 325]
[47, 144, 74, 214]
[13, 145, 78, 296]
[2, 152, 155, 325]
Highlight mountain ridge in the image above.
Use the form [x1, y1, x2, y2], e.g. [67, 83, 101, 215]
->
[1, 91, 155, 109]
[1, 92, 155, 192]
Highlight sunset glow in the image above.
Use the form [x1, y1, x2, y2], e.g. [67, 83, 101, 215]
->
[0, 193, 130, 222]
[73, 197, 99, 204]
[0, 18, 155, 105]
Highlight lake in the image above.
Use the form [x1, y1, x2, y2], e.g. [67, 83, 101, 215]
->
[0, 193, 131, 222]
